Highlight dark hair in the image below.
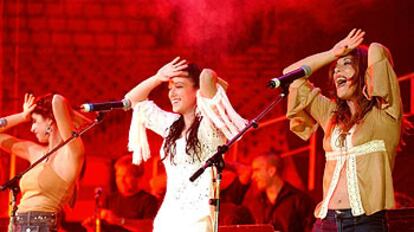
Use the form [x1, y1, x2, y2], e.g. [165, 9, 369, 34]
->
[115, 155, 145, 178]
[162, 63, 202, 164]
[328, 46, 377, 133]
[256, 154, 284, 176]
[32, 93, 55, 121]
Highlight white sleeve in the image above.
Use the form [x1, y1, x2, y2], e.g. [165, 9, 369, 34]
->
[197, 85, 247, 140]
[127, 100, 179, 164]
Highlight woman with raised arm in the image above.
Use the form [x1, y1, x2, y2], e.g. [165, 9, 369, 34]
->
[284, 29, 402, 231]
[124, 57, 246, 232]
[0, 93, 87, 232]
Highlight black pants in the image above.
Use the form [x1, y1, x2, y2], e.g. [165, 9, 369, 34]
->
[312, 209, 388, 232]
[12, 211, 59, 232]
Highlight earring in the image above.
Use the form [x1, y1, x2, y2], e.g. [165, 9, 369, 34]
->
[45, 125, 52, 135]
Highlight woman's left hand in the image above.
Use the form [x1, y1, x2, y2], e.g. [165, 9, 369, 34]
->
[22, 93, 37, 121]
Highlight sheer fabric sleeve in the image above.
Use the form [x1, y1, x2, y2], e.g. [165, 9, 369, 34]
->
[197, 84, 247, 141]
[286, 79, 336, 140]
[364, 43, 402, 120]
[127, 100, 179, 164]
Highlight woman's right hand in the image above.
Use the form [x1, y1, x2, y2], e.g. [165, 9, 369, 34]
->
[331, 28, 365, 58]
[22, 93, 37, 121]
[125, 57, 188, 106]
[156, 57, 188, 82]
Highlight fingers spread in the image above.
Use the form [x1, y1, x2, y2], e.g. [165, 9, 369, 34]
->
[175, 63, 188, 71]
[171, 56, 180, 64]
[348, 28, 357, 38]
[175, 59, 187, 67]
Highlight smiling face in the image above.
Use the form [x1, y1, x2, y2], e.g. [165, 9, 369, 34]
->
[168, 77, 198, 114]
[333, 55, 358, 101]
[30, 113, 53, 143]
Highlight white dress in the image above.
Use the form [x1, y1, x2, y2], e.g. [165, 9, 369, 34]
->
[128, 86, 246, 232]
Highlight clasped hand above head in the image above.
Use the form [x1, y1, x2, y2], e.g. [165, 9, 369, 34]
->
[23, 93, 37, 121]
[156, 57, 189, 82]
[283, 28, 365, 76]
[331, 28, 365, 58]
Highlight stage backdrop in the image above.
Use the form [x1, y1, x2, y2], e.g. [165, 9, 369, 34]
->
[1, 0, 413, 221]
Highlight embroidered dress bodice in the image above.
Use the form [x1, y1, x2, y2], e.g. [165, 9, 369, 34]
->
[127, 85, 246, 231]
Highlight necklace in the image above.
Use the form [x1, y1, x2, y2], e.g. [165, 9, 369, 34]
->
[44, 147, 52, 163]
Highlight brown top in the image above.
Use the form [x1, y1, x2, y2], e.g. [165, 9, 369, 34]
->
[18, 161, 74, 213]
[286, 44, 402, 218]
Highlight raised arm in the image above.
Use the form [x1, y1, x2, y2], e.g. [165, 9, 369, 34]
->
[199, 68, 230, 99]
[364, 42, 401, 120]
[0, 93, 36, 133]
[0, 93, 41, 161]
[125, 57, 188, 107]
[52, 94, 84, 159]
[199, 69, 218, 98]
[368, 42, 391, 67]
[283, 28, 365, 75]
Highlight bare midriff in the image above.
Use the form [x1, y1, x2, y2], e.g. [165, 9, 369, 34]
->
[328, 166, 350, 209]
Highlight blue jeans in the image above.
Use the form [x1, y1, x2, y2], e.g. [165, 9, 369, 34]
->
[312, 209, 388, 232]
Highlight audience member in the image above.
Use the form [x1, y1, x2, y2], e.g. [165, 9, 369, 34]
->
[83, 155, 159, 232]
[243, 154, 315, 232]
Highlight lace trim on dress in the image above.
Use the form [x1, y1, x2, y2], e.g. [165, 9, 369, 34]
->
[128, 101, 151, 165]
[196, 85, 247, 140]
[127, 84, 246, 165]
[317, 155, 346, 218]
[325, 140, 386, 160]
[347, 153, 365, 216]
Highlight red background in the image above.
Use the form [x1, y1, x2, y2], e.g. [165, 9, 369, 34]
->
[0, 0, 413, 222]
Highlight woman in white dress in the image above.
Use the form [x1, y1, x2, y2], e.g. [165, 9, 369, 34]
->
[124, 57, 246, 232]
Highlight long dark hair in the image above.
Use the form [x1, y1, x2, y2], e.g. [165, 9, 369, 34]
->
[162, 63, 203, 164]
[329, 46, 377, 133]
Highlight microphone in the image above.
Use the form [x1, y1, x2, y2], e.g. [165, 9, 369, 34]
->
[267, 65, 312, 89]
[80, 99, 131, 112]
[94, 187, 103, 199]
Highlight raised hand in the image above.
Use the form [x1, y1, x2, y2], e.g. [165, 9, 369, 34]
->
[332, 28, 365, 58]
[156, 57, 188, 82]
[22, 93, 37, 121]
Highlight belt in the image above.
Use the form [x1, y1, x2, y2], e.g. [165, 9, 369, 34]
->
[326, 209, 355, 219]
[13, 211, 59, 225]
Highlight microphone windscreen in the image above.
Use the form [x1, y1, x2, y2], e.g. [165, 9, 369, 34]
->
[301, 65, 312, 77]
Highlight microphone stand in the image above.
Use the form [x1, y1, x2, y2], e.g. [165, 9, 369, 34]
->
[94, 187, 103, 232]
[0, 112, 105, 232]
[190, 88, 288, 232]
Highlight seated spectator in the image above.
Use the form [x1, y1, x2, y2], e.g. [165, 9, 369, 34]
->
[243, 154, 315, 232]
[83, 155, 159, 232]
